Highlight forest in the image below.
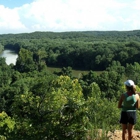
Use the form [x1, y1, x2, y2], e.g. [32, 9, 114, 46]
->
[1, 30, 140, 71]
[0, 30, 140, 139]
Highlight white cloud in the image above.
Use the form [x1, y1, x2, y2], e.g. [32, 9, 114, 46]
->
[0, 5, 27, 33]
[0, 0, 140, 34]
[133, 0, 140, 10]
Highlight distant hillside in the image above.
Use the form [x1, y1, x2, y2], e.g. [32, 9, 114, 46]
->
[0, 30, 140, 41]
[1, 30, 140, 71]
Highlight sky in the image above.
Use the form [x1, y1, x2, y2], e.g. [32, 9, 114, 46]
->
[0, 0, 140, 34]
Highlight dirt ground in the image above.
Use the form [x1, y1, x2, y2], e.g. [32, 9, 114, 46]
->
[87, 129, 140, 140]
[107, 130, 140, 140]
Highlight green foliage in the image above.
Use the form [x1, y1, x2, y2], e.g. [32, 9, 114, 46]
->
[1, 31, 140, 71]
[95, 71, 123, 100]
[85, 83, 120, 139]
[0, 111, 15, 138]
[54, 66, 73, 78]
[15, 48, 37, 72]
[0, 43, 4, 53]
[79, 71, 97, 99]
[125, 62, 140, 85]
[1, 31, 140, 139]
[8, 76, 88, 139]
[0, 59, 14, 87]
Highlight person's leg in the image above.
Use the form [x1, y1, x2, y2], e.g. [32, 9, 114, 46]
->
[122, 124, 127, 140]
[128, 124, 134, 140]
[127, 111, 136, 140]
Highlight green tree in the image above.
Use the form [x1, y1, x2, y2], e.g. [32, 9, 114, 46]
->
[10, 76, 88, 139]
[55, 67, 73, 78]
[96, 71, 122, 100]
[0, 111, 15, 139]
[106, 61, 125, 75]
[86, 83, 120, 139]
[125, 62, 140, 85]
[15, 48, 37, 72]
[0, 43, 4, 53]
[79, 71, 97, 99]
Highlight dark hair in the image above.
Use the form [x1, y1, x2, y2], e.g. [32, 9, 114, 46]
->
[126, 85, 136, 94]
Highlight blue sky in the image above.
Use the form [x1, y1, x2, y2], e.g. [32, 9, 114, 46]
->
[0, 0, 33, 8]
[0, 0, 140, 34]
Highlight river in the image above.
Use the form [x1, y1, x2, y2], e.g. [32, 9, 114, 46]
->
[0, 49, 18, 65]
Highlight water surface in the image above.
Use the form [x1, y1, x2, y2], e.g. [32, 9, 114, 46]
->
[0, 50, 18, 65]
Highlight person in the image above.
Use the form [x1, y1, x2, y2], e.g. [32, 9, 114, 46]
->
[118, 79, 139, 140]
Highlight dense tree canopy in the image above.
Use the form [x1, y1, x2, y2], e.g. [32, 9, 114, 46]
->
[1, 31, 140, 139]
[1, 30, 140, 71]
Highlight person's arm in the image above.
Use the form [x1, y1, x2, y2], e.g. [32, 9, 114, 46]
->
[135, 94, 140, 109]
[118, 94, 124, 108]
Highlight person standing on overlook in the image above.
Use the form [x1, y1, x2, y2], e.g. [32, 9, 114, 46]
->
[118, 80, 139, 140]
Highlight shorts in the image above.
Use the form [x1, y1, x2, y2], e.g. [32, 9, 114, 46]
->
[119, 111, 136, 125]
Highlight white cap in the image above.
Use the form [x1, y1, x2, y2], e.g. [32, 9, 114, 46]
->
[124, 80, 135, 87]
